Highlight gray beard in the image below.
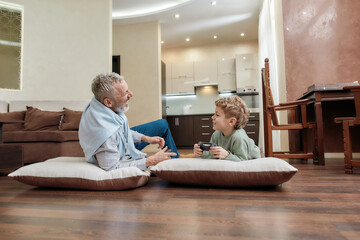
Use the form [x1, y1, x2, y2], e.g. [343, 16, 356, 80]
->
[115, 104, 129, 113]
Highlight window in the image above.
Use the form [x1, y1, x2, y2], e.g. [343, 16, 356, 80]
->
[0, 1, 23, 90]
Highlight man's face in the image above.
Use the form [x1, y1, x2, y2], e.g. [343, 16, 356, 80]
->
[108, 80, 133, 113]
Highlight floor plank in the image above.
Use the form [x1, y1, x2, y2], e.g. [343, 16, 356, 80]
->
[0, 158, 360, 240]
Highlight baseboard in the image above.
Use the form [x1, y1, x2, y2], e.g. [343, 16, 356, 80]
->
[325, 152, 360, 158]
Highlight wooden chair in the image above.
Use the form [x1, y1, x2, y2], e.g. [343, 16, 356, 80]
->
[262, 58, 318, 162]
[334, 85, 360, 174]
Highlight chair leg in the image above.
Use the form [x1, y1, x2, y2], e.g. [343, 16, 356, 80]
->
[301, 128, 308, 162]
[342, 121, 353, 174]
[267, 116, 273, 157]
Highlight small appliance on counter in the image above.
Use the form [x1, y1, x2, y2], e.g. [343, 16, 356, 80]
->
[237, 86, 259, 93]
[182, 104, 192, 114]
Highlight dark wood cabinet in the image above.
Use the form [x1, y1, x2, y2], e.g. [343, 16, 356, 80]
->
[167, 115, 194, 147]
[193, 115, 214, 144]
[243, 112, 259, 145]
[167, 113, 259, 147]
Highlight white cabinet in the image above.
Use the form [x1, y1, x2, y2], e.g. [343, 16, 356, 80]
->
[235, 54, 259, 89]
[170, 62, 194, 94]
[194, 60, 217, 85]
[171, 77, 195, 94]
[165, 63, 172, 94]
[217, 58, 236, 92]
[171, 62, 193, 78]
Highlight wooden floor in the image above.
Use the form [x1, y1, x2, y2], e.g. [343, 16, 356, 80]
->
[0, 157, 360, 240]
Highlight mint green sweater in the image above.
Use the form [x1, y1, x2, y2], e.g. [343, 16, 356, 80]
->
[202, 129, 261, 161]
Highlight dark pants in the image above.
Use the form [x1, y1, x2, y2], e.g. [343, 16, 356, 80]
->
[131, 119, 179, 158]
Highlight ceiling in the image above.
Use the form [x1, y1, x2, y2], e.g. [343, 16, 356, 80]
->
[112, 0, 263, 49]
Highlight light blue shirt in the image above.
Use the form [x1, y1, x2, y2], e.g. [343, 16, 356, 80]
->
[94, 130, 147, 171]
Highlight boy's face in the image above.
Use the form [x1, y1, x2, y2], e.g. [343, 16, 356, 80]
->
[211, 106, 235, 132]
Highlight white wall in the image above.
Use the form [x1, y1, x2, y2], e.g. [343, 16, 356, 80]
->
[162, 41, 258, 63]
[113, 21, 161, 127]
[0, 0, 112, 102]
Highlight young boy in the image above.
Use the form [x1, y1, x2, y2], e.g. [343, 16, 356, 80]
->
[194, 95, 261, 161]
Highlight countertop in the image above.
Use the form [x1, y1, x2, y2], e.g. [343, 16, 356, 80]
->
[166, 108, 260, 117]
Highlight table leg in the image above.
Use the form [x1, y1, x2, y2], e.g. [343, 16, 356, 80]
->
[0, 122, 3, 144]
[315, 100, 325, 165]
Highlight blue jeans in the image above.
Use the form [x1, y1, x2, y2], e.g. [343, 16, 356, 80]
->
[131, 119, 179, 158]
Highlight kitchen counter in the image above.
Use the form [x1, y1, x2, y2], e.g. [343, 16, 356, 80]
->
[166, 108, 260, 117]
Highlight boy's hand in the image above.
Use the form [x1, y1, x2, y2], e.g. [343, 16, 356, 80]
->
[194, 144, 203, 157]
[209, 146, 229, 159]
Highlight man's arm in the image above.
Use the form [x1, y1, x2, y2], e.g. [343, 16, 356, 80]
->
[95, 132, 147, 171]
[131, 129, 165, 148]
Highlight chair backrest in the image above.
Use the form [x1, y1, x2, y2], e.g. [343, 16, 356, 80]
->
[262, 58, 279, 126]
[344, 86, 360, 125]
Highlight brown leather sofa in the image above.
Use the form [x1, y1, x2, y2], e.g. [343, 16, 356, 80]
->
[0, 107, 84, 164]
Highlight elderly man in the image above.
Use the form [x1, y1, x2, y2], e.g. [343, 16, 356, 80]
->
[79, 73, 178, 171]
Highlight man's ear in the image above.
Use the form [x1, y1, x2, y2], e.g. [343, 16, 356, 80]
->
[103, 97, 113, 108]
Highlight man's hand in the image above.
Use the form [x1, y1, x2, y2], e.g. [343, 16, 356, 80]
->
[142, 136, 165, 149]
[146, 146, 177, 167]
[194, 143, 203, 157]
[209, 146, 229, 159]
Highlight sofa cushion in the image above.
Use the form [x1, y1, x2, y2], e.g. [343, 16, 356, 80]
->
[0, 111, 25, 131]
[8, 157, 150, 190]
[3, 130, 79, 143]
[24, 107, 63, 131]
[59, 108, 82, 131]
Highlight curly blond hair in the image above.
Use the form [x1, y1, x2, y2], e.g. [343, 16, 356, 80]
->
[215, 95, 250, 129]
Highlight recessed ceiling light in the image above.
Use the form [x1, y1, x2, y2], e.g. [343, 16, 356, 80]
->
[161, 41, 164, 44]
[213, 35, 217, 39]
[243, 56, 246, 60]
[186, 38, 190, 42]
[302, 11, 307, 15]
[175, 14, 180, 18]
[240, 33, 245, 37]
[211, 1, 217, 6]
[221, 58, 225, 61]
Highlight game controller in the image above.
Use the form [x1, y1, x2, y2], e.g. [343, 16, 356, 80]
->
[198, 142, 217, 151]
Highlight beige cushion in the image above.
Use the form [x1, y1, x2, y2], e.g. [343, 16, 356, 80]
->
[8, 157, 150, 190]
[149, 157, 298, 187]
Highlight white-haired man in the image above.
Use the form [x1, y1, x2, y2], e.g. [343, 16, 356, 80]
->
[79, 73, 178, 171]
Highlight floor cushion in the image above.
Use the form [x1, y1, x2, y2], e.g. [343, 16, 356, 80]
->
[8, 157, 150, 190]
[149, 157, 298, 187]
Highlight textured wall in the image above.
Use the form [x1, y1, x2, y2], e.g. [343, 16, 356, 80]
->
[0, 0, 112, 101]
[283, 0, 360, 101]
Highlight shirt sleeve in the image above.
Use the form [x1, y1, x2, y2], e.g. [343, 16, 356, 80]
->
[94, 132, 147, 171]
[94, 132, 121, 171]
[131, 129, 144, 144]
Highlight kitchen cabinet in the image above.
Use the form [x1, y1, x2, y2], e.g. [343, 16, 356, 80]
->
[194, 60, 217, 85]
[169, 62, 195, 94]
[167, 113, 259, 148]
[243, 112, 259, 145]
[217, 58, 236, 92]
[193, 115, 214, 143]
[167, 115, 194, 146]
[165, 63, 172, 94]
[235, 53, 259, 89]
